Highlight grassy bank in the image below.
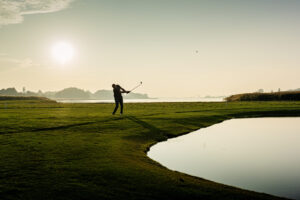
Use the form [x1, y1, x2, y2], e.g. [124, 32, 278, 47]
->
[226, 91, 300, 101]
[0, 96, 55, 102]
[1, 100, 300, 200]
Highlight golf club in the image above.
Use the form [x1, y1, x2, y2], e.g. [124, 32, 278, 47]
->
[130, 81, 143, 92]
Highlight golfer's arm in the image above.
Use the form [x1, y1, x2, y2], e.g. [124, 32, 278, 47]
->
[120, 87, 128, 93]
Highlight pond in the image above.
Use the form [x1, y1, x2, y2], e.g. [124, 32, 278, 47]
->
[148, 118, 300, 199]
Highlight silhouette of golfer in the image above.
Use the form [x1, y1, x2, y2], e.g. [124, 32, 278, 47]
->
[112, 84, 130, 115]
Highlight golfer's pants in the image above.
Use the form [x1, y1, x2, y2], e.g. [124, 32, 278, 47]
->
[113, 99, 123, 114]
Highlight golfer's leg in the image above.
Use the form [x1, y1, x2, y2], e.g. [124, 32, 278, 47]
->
[120, 99, 123, 114]
[113, 101, 119, 114]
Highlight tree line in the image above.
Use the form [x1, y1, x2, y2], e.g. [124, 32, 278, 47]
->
[0, 87, 150, 100]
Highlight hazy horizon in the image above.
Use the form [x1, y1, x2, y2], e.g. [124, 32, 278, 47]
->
[1, 0, 300, 98]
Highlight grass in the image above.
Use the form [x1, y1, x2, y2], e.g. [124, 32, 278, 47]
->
[0, 96, 55, 102]
[226, 91, 300, 101]
[0, 100, 300, 200]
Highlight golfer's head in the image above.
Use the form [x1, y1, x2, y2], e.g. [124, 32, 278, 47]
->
[112, 84, 116, 88]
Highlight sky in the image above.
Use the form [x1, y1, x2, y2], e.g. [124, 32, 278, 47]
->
[0, 0, 300, 98]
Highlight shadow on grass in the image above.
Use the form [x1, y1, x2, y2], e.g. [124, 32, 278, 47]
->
[0, 122, 97, 135]
[0, 117, 126, 135]
[30, 122, 96, 132]
[228, 110, 300, 119]
[124, 116, 169, 142]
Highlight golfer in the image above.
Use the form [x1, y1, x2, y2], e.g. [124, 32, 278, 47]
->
[112, 84, 130, 115]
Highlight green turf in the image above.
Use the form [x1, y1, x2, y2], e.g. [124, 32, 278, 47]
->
[1, 100, 300, 200]
[226, 91, 300, 101]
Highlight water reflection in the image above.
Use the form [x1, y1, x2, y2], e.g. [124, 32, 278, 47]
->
[148, 118, 300, 199]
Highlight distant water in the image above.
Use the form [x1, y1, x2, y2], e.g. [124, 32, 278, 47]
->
[148, 118, 300, 199]
[57, 97, 225, 103]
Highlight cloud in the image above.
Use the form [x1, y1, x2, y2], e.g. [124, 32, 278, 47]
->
[0, 0, 75, 26]
[0, 55, 39, 70]
[18, 58, 39, 68]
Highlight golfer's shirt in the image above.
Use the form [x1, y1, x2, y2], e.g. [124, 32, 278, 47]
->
[113, 88, 122, 101]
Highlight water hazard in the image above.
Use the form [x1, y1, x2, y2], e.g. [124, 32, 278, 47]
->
[148, 118, 300, 199]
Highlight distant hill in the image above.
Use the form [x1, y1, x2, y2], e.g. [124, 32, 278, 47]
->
[291, 88, 300, 92]
[0, 88, 18, 96]
[93, 90, 149, 100]
[93, 90, 112, 100]
[226, 91, 300, 102]
[0, 87, 150, 100]
[54, 87, 92, 99]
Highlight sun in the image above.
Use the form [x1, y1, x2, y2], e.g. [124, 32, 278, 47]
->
[51, 41, 74, 64]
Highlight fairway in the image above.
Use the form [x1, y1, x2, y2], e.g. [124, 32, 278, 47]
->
[1, 100, 300, 200]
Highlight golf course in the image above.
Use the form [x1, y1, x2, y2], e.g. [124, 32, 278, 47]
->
[1, 99, 300, 200]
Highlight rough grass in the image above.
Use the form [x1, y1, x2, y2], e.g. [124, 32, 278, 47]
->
[226, 91, 300, 101]
[0, 96, 55, 102]
[1, 100, 300, 200]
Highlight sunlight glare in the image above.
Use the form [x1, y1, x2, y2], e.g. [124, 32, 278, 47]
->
[51, 41, 74, 64]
